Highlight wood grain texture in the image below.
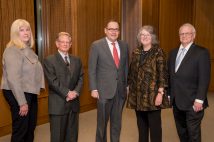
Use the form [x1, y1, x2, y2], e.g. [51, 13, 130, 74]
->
[193, 0, 214, 91]
[122, 0, 142, 58]
[159, 0, 194, 54]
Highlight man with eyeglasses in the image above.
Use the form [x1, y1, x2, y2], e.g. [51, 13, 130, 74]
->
[168, 23, 211, 142]
[43, 32, 84, 142]
[88, 20, 129, 142]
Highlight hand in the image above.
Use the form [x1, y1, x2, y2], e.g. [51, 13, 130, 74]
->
[91, 90, 99, 99]
[193, 101, 203, 112]
[66, 91, 77, 101]
[19, 104, 28, 116]
[155, 93, 163, 106]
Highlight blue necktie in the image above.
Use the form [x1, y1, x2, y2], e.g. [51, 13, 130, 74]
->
[175, 48, 186, 72]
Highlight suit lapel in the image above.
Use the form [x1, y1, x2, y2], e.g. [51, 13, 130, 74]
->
[56, 52, 68, 67]
[176, 44, 194, 72]
[56, 52, 74, 77]
[179, 44, 194, 66]
[172, 48, 179, 73]
[118, 41, 123, 69]
[68, 55, 74, 77]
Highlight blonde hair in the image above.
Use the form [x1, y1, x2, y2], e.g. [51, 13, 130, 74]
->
[56, 32, 72, 41]
[7, 19, 34, 48]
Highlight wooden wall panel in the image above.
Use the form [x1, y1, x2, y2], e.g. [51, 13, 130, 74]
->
[159, 0, 194, 54]
[42, 0, 72, 56]
[141, 0, 159, 34]
[122, 0, 142, 58]
[193, 0, 214, 91]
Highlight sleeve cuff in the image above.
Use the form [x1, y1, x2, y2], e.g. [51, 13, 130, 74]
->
[195, 99, 204, 104]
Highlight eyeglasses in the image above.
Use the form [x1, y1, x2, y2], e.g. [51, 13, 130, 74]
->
[106, 28, 119, 32]
[140, 33, 151, 37]
[179, 32, 193, 36]
[58, 40, 71, 45]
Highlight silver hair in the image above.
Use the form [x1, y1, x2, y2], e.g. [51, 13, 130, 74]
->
[137, 25, 159, 46]
[179, 23, 196, 35]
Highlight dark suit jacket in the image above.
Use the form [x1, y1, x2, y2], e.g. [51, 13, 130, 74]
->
[43, 52, 83, 115]
[168, 43, 210, 110]
[88, 37, 129, 100]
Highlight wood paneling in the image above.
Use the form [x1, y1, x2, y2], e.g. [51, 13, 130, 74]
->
[193, 0, 214, 91]
[41, 0, 72, 56]
[122, 0, 142, 58]
[141, 0, 159, 34]
[159, 0, 194, 54]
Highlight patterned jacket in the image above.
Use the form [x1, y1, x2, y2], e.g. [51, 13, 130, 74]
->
[127, 45, 170, 111]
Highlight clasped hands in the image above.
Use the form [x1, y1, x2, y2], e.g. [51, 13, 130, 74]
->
[66, 91, 78, 102]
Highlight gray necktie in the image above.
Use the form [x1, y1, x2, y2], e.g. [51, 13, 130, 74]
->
[175, 48, 186, 72]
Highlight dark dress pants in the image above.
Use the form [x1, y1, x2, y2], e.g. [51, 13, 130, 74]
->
[135, 110, 162, 142]
[173, 105, 204, 142]
[96, 93, 126, 142]
[2, 89, 38, 142]
[49, 111, 79, 142]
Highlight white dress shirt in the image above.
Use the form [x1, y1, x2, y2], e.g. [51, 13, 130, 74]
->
[105, 37, 120, 59]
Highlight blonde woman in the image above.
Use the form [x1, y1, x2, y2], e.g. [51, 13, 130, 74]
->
[1, 19, 45, 142]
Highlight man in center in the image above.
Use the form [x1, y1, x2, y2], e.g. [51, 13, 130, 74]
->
[88, 20, 129, 142]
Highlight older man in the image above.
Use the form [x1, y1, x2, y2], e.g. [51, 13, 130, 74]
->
[44, 32, 83, 142]
[168, 23, 211, 142]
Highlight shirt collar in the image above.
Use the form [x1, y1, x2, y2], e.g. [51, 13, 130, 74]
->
[58, 50, 68, 58]
[179, 42, 193, 52]
[105, 37, 118, 45]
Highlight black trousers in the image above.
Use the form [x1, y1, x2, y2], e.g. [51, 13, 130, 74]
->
[49, 111, 79, 142]
[96, 94, 126, 142]
[173, 105, 204, 142]
[2, 90, 38, 142]
[135, 110, 162, 142]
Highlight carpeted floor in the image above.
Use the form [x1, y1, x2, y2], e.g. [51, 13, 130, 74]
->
[1, 93, 214, 142]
